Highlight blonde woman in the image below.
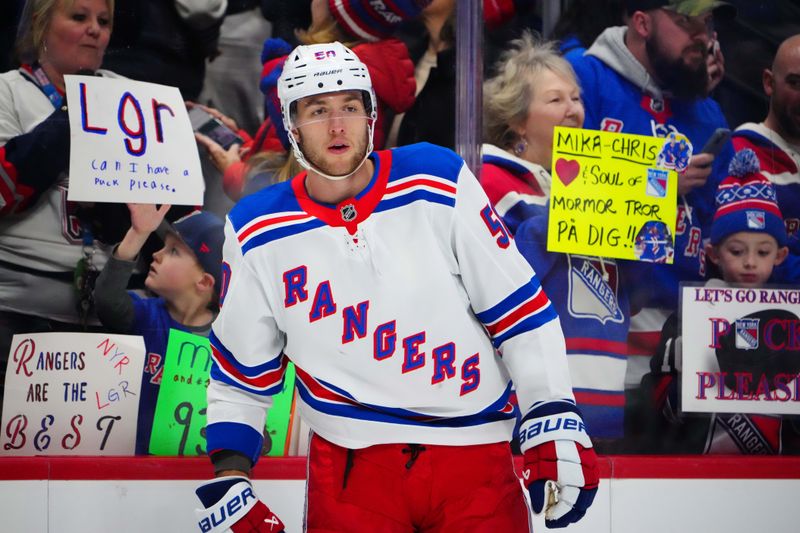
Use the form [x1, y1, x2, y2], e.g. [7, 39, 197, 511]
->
[480, 32, 631, 452]
[0, 0, 117, 409]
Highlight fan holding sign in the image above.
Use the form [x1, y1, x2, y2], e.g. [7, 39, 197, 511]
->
[0, 0, 121, 413]
[640, 149, 797, 455]
[481, 32, 634, 454]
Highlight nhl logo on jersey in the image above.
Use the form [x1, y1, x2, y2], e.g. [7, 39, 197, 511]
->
[746, 210, 766, 230]
[340, 203, 357, 222]
[735, 318, 759, 350]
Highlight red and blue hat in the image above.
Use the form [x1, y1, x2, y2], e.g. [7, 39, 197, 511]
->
[710, 148, 786, 246]
[328, 0, 432, 42]
[161, 210, 225, 290]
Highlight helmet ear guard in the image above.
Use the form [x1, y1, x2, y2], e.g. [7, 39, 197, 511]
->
[278, 42, 377, 180]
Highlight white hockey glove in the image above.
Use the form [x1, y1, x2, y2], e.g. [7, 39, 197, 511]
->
[519, 400, 599, 529]
[195, 476, 285, 532]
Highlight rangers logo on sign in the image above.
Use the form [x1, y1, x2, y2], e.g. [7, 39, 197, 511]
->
[340, 203, 357, 222]
[646, 168, 669, 198]
[735, 318, 759, 350]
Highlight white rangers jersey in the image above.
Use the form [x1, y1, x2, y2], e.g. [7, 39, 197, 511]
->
[207, 143, 575, 461]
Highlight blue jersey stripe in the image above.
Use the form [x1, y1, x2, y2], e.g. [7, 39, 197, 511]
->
[376, 190, 456, 213]
[566, 348, 628, 360]
[475, 276, 544, 324]
[240, 218, 326, 254]
[297, 381, 516, 428]
[206, 421, 265, 464]
[210, 361, 287, 396]
[209, 331, 284, 376]
[491, 305, 558, 348]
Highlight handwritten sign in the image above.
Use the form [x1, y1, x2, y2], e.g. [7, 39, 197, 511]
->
[548, 126, 678, 262]
[149, 330, 297, 456]
[0, 333, 145, 455]
[64, 75, 204, 205]
[680, 284, 800, 414]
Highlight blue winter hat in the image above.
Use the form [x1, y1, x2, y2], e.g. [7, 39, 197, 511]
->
[162, 210, 225, 290]
[710, 149, 786, 246]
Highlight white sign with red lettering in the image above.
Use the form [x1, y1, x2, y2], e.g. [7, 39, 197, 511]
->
[0, 332, 145, 455]
[681, 283, 800, 414]
[64, 75, 203, 204]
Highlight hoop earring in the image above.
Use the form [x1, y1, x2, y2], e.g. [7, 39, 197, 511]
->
[513, 137, 528, 156]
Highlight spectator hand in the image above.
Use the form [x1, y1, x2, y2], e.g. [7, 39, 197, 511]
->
[127, 203, 170, 235]
[677, 153, 714, 195]
[706, 35, 725, 94]
[519, 401, 598, 528]
[196, 131, 242, 174]
[186, 101, 239, 132]
[195, 476, 285, 532]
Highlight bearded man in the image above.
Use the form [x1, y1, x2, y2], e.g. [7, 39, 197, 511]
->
[566, 0, 738, 452]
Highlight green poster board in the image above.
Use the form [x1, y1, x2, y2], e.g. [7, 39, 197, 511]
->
[149, 329, 296, 456]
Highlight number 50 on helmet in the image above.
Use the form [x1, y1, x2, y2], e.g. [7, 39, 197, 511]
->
[277, 42, 378, 173]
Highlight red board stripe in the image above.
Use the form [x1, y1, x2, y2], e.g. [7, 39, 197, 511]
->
[1, 455, 799, 481]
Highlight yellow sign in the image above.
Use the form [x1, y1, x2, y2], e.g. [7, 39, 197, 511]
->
[547, 126, 679, 263]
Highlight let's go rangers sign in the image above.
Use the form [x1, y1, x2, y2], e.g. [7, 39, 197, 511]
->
[680, 283, 800, 414]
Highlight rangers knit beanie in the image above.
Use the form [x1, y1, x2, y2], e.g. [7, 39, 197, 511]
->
[709, 148, 787, 246]
[327, 0, 432, 42]
[259, 38, 294, 151]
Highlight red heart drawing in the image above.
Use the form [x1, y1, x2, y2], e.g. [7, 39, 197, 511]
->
[555, 158, 581, 186]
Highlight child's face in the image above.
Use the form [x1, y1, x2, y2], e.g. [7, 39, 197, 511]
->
[706, 232, 788, 287]
[145, 234, 206, 298]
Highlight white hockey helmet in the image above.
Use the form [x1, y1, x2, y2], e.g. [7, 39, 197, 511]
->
[278, 42, 378, 180]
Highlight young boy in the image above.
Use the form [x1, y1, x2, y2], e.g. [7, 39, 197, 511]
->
[94, 203, 224, 454]
[641, 148, 794, 454]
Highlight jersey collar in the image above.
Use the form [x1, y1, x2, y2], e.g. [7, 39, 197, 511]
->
[292, 150, 392, 235]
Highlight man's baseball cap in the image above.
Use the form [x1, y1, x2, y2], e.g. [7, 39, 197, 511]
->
[626, 0, 736, 19]
[158, 210, 225, 291]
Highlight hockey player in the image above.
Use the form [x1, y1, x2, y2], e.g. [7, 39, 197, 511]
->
[195, 42, 598, 532]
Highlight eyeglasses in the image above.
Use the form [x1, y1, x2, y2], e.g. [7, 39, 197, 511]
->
[660, 8, 715, 36]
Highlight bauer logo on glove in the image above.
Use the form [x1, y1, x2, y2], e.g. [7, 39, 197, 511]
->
[195, 476, 285, 532]
[519, 400, 599, 528]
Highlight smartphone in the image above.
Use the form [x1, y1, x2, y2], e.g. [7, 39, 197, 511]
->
[188, 107, 244, 150]
[700, 128, 731, 156]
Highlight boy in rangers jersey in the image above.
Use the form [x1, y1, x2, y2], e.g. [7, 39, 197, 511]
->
[94, 205, 224, 454]
[195, 42, 598, 532]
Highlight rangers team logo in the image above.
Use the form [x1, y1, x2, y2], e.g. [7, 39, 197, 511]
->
[735, 318, 759, 350]
[340, 203, 357, 222]
[567, 255, 623, 323]
[646, 168, 669, 198]
[746, 210, 766, 230]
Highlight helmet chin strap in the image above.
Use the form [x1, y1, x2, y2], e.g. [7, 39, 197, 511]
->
[290, 120, 376, 182]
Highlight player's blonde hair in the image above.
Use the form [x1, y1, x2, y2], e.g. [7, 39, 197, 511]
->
[484, 31, 580, 150]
